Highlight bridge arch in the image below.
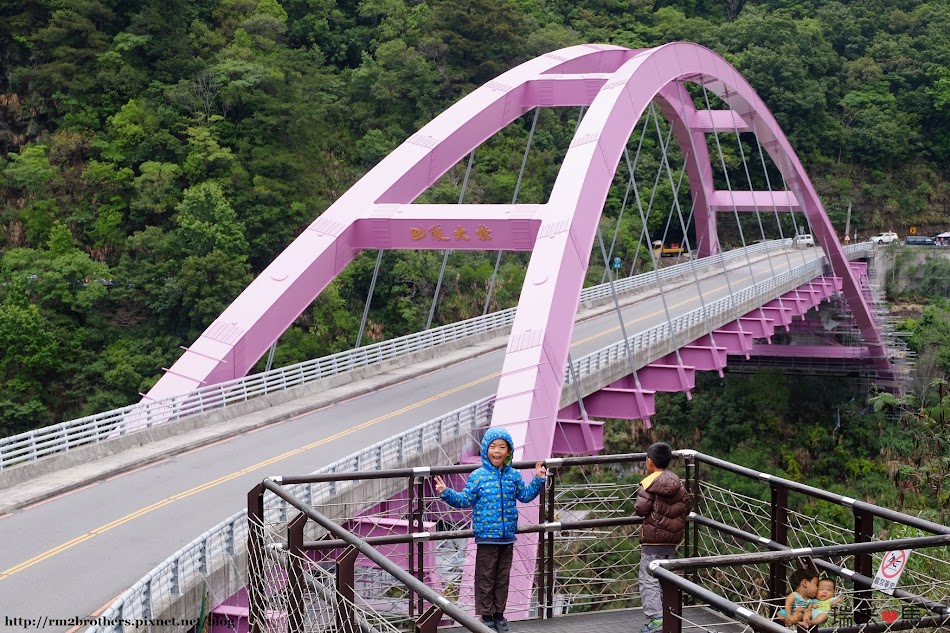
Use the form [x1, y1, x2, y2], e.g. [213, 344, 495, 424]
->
[146, 43, 891, 458]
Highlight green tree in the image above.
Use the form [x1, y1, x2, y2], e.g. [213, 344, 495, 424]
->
[420, 0, 531, 94]
[175, 181, 249, 257]
[4, 144, 57, 199]
[130, 160, 182, 225]
[0, 284, 59, 434]
[870, 382, 950, 523]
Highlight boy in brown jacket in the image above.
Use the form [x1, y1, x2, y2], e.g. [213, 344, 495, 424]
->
[635, 442, 690, 633]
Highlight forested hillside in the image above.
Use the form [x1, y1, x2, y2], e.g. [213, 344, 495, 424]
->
[2, 0, 950, 437]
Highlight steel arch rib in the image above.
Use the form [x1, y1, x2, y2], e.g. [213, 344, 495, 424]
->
[146, 43, 892, 456]
[145, 43, 639, 402]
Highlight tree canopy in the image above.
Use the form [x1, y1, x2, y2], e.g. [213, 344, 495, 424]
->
[1, 0, 949, 440]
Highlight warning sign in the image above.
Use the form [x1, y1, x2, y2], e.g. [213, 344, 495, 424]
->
[871, 550, 910, 595]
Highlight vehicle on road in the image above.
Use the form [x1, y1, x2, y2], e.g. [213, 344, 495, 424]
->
[905, 235, 936, 246]
[792, 234, 815, 247]
[870, 231, 899, 244]
[652, 240, 686, 257]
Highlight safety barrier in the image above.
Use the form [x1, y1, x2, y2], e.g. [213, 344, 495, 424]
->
[87, 242, 875, 632]
[1, 240, 806, 471]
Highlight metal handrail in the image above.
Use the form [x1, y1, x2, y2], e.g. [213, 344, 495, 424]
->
[2, 240, 797, 471]
[88, 243, 876, 632]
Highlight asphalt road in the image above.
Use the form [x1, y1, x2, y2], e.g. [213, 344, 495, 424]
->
[0, 247, 822, 631]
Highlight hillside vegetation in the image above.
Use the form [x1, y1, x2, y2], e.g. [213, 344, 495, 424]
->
[1, 0, 949, 447]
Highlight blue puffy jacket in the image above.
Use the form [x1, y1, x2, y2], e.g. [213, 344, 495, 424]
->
[440, 427, 545, 543]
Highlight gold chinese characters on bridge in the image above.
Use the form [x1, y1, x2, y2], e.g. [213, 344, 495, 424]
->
[409, 225, 492, 242]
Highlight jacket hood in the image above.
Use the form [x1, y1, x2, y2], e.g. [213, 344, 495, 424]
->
[646, 469, 684, 498]
[480, 427, 514, 469]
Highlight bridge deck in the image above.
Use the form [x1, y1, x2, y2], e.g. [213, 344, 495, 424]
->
[442, 606, 741, 633]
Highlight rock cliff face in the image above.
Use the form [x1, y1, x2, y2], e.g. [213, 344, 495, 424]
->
[0, 92, 30, 153]
[873, 246, 950, 295]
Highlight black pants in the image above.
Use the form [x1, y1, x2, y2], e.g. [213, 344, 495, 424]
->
[475, 543, 514, 617]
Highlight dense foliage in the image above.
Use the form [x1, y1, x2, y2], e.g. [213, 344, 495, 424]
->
[2, 0, 950, 438]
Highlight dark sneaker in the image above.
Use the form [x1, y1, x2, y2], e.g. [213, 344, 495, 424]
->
[639, 618, 663, 633]
[493, 617, 510, 633]
[481, 616, 497, 631]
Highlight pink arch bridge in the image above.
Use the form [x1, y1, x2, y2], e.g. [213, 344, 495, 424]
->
[147, 42, 895, 464]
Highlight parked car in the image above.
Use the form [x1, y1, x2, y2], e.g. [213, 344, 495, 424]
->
[870, 231, 899, 244]
[793, 234, 815, 247]
[905, 235, 936, 246]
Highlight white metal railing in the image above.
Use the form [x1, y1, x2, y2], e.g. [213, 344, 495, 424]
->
[0, 241, 793, 471]
[88, 242, 875, 632]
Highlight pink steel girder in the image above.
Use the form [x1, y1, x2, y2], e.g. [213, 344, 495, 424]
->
[550, 274, 868, 454]
[146, 42, 894, 453]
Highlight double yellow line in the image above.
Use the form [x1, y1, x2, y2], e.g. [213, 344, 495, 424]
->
[0, 372, 498, 581]
[1, 271, 748, 582]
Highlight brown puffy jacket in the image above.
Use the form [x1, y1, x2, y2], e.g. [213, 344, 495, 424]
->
[635, 469, 690, 545]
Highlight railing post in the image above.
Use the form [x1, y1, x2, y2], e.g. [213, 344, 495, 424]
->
[768, 482, 789, 604]
[170, 556, 181, 595]
[336, 544, 358, 633]
[141, 576, 152, 620]
[407, 475, 418, 619]
[415, 604, 444, 633]
[413, 475, 427, 617]
[247, 483, 266, 633]
[853, 508, 874, 624]
[287, 512, 307, 633]
[546, 467, 557, 619]
[685, 453, 699, 590]
[199, 536, 208, 575]
[661, 577, 682, 633]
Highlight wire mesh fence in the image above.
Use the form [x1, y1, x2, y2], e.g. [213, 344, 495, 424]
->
[246, 451, 950, 633]
[248, 517, 408, 633]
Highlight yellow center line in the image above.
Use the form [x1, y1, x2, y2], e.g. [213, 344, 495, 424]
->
[573, 275, 748, 345]
[0, 372, 498, 581]
[1, 270, 757, 581]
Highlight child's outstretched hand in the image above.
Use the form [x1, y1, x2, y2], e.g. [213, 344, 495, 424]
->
[433, 475, 447, 494]
[535, 462, 547, 478]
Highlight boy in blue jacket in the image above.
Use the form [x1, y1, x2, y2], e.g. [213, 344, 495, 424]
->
[434, 427, 547, 632]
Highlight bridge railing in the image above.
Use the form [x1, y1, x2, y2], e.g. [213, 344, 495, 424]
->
[566, 242, 874, 387]
[241, 451, 948, 633]
[1, 240, 800, 471]
[89, 396, 496, 632]
[87, 242, 878, 632]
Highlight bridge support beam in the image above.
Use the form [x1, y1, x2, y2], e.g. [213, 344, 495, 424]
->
[662, 345, 727, 376]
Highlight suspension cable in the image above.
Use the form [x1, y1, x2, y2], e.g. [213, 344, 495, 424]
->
[730, 113, 788, 321]
[483, 107, 541, 315]
[264, 342, 277, 372]
[426, 149, 477, 330]
[701, 85, 763, 331]
[674, 80, 733, 354]
[356, 249, 384, 348]
[779, 172, 811, 268]
[640, 103, 696, 357]
[651, 100, 716, 353]
[602, 113, 654, 284]
[752, 134, 795, 273]
[682, 84, 746, 329]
